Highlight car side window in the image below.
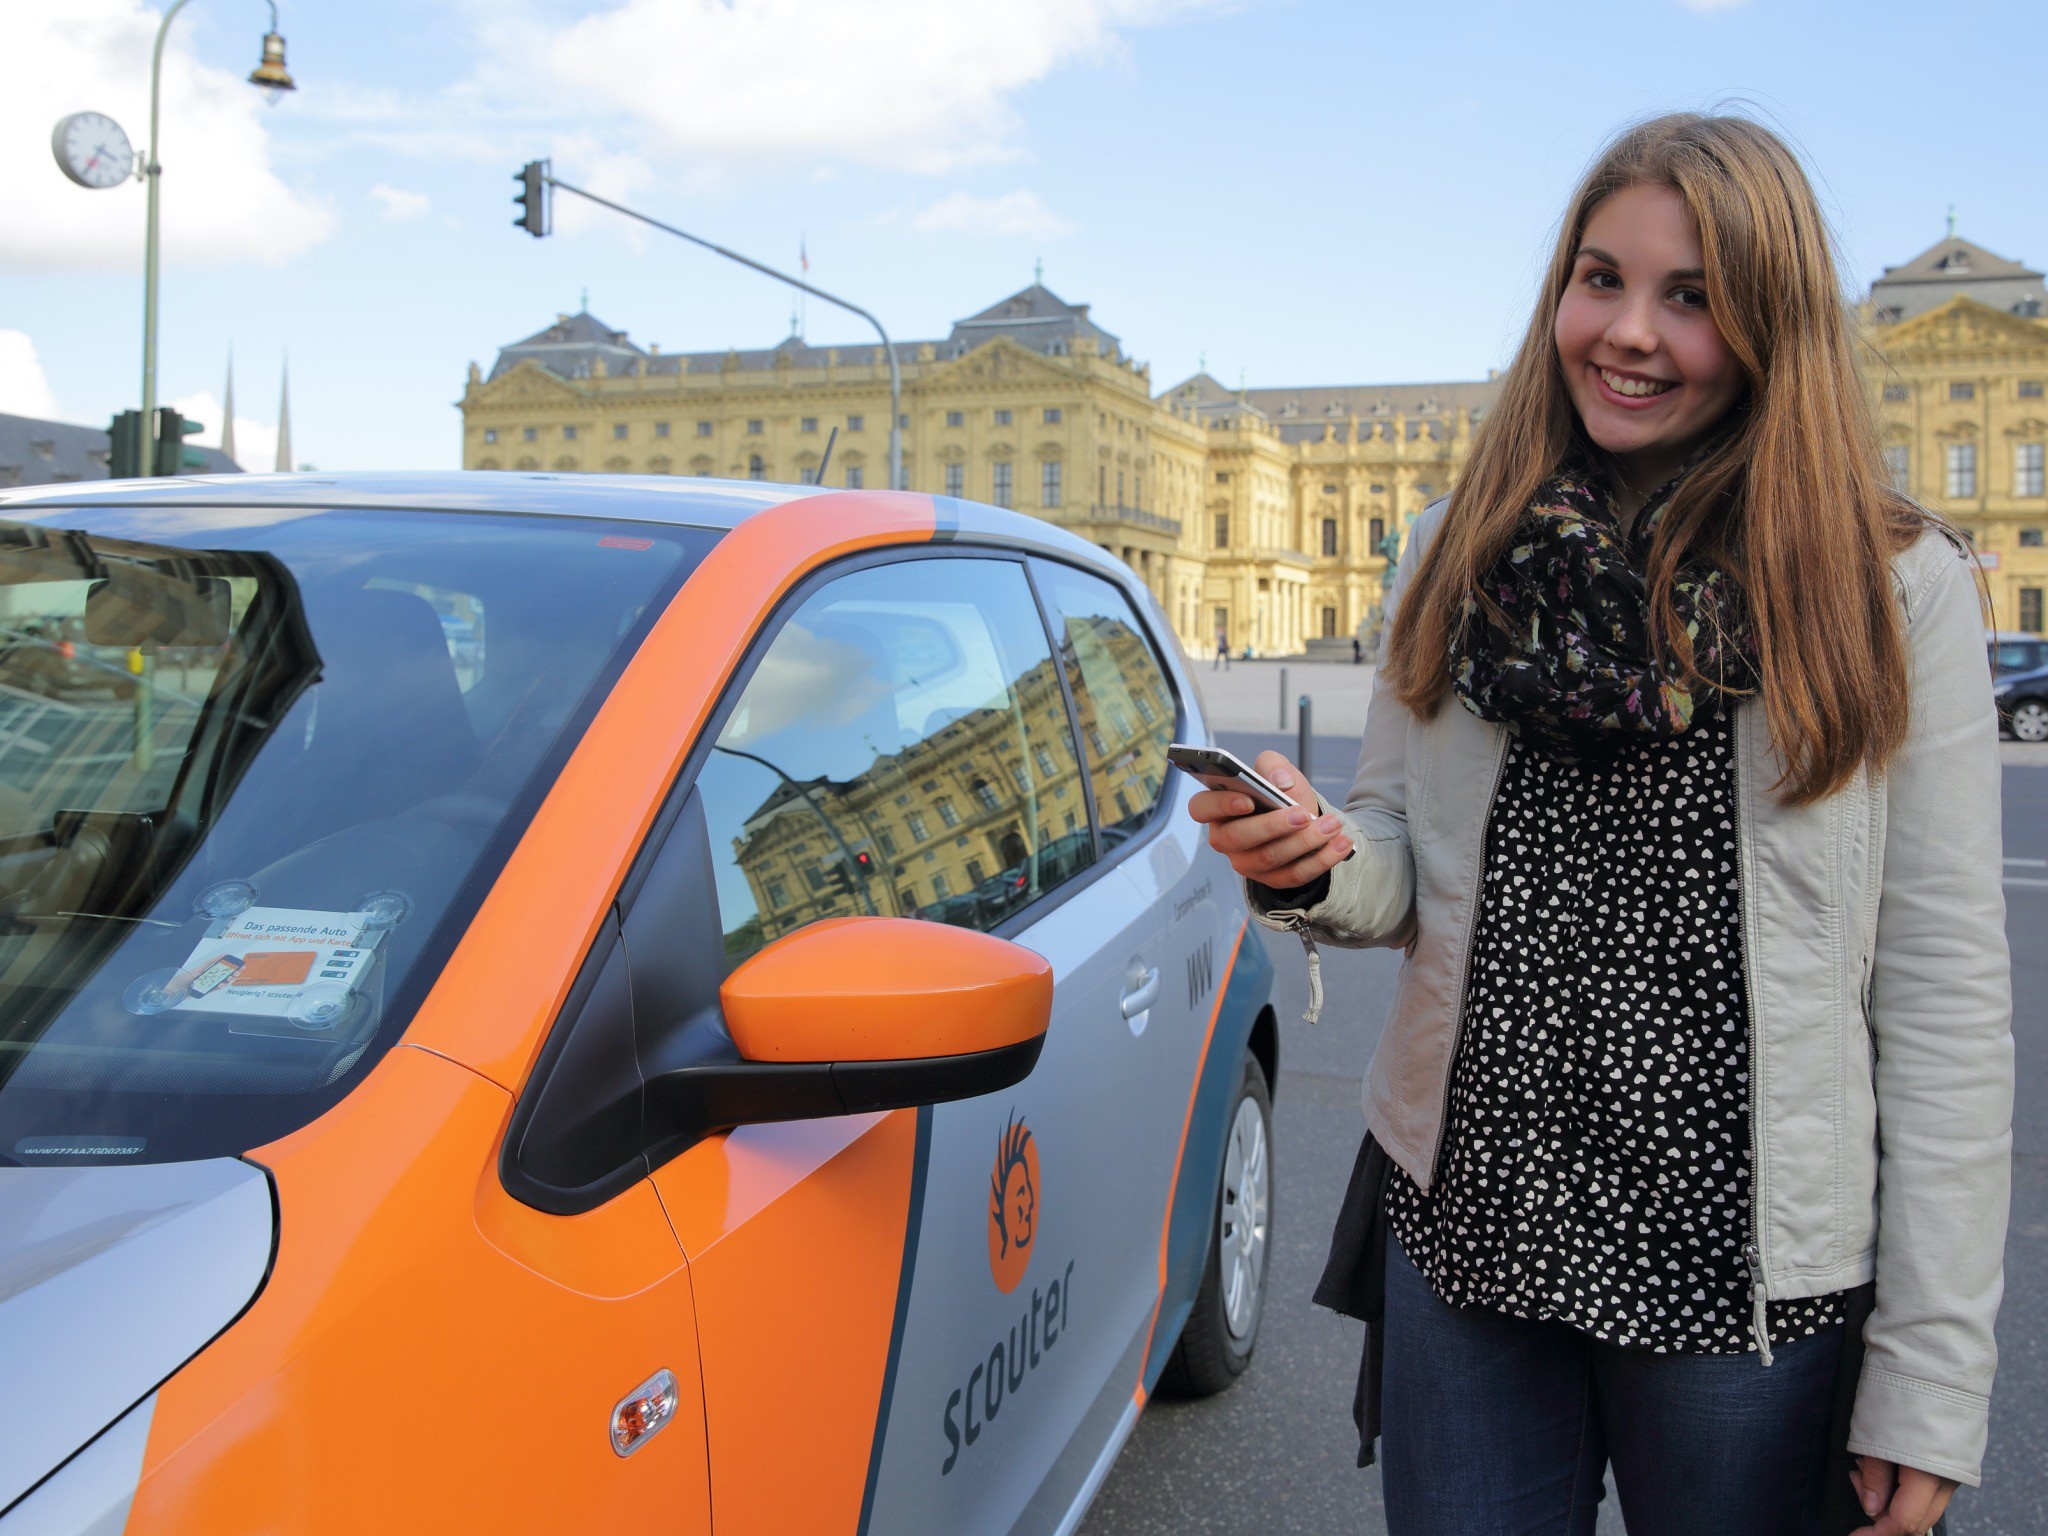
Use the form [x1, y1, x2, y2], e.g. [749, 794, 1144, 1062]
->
[693, 557, 1094, 967]
[1036, 564, 1177, 840]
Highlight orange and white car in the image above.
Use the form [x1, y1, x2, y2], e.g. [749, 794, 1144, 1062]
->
[0, 474, 1277, 1534]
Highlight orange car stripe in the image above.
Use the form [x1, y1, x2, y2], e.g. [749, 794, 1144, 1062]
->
[405, 490, 937, 1090]
[1133, 918, 1247, 1386]
[132, 1045, 711, 1532]
[651, 1105, 920, 1535]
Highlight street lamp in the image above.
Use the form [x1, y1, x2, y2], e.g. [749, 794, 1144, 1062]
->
[140, 1, 296, 433]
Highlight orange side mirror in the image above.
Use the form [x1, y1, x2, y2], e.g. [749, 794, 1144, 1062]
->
[721, 916, 1052, 1065]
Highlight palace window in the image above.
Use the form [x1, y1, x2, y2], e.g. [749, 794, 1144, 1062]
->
[798, 466, 817, 484]
[749, 454, 766, 480]
[966, 858, 986, 885]
[1323, 483, 1340, 495]
[766, 877, 789, 909]
[946, 411, 965, 428]
[801, 417, 817, 433]
[930, 871, 951, 900]
[900, 414, 910, 429]
[1882, 384, 1910, 403]
[2024, 588, 2045, 634]
[1042, 460, 1062, 508]
[1214, 513, 1230, 548]
[845, 465, 863, 489]
[936, 798, 959, 828]
[847, 414, 864, 432]
[1215, 471, 1230, 484]
[1322, 607, 1338, 638]
[908, 811, 928, 841]
[563, 425, 578, 441]
[2022, 529, 2045, 548]
[747, 419, 764, 435]
[973, 779, 999, 810]
[1043, 408, 1063, 424]
[1370, 516, 1386, 550]
[1949, 382, 1977, 402]
[2021, 381, 2045, 399]
[1322, 518, 1339, 556]
[944, 462, 964, 498]
[2019, 443, 2046, 498]
[1947, 443, 1978, 499]
[993, 462, 1014, 509]
[613, 423, 628, 440]
[523, 427, 538, 442]
[483, 429, 498, 444]
[1884, 445, 1911, 492]
[994, 409, 1012, 426]
[1116, 471, 1125, 506]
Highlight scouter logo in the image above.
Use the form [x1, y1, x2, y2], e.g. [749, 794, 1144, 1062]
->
[986, 1110, 1039, 1293]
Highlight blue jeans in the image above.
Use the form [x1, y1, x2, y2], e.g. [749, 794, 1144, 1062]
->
[1380, 1234, 1845, 1536]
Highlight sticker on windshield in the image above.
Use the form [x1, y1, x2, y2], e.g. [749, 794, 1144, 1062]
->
[143, 907, 374, 1022]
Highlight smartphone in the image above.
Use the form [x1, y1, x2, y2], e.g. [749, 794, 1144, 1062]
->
[1165, 743, 1300, 813]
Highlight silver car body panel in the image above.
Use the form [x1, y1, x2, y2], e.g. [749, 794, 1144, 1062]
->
[0, 1395, 155, 1535]
[0, 1159, 273, 1512]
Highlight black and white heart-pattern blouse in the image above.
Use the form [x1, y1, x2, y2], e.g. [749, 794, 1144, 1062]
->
[1383, 706, 1848, 1353]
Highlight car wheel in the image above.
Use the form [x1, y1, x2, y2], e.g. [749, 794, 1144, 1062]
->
[1159, 1051, 1272, 1397]
[2013, 700, 2048, 743]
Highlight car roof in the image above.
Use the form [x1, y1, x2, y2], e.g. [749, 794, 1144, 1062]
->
[0, 471, 1129, 569]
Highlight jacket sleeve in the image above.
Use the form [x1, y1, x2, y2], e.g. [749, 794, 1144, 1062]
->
[1849, 537, 2014, 1487]
[1243, 505, 1438, 951]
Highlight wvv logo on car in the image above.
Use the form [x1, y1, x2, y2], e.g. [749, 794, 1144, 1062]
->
[942, 1110, 1074, 1475]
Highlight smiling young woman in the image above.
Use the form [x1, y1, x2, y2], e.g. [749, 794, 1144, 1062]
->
[1190, 114, 2012, 1536]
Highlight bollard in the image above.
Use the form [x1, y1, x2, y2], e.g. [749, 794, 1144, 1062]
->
[1279, 666, 1289, 730]
[1297, 696, 1313, 780]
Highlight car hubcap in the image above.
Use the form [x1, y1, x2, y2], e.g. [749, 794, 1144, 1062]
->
[1219, 1093, 1269, 1342]
[2016, 702, 2048, 742]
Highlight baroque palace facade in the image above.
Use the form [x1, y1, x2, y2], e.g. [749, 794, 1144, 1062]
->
[460, 231, 2048, 651]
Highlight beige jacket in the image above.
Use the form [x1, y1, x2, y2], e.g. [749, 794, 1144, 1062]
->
[1254, 498, 2013, 1485]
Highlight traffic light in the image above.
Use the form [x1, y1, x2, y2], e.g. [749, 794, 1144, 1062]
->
[107, 410, 146, 479]
[151, 408, 205, 475]
[514, 160, 550, 238]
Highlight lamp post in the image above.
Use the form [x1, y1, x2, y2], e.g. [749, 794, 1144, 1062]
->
[140, 0, 295, 432]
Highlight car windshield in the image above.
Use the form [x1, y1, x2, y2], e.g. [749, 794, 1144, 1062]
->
[0, 503, 709, 1166]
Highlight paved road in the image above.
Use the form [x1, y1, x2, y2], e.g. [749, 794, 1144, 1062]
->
[1082, 712, 2046, 1535]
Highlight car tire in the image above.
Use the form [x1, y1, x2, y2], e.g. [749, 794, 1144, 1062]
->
[2012, 699, 2048, 743]
[1159, 1051, 1272, 1397]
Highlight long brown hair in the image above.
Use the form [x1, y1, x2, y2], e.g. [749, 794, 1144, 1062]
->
[1382, 112, 1933, 804]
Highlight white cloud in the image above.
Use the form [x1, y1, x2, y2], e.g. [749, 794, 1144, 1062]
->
[369, 184, 431, 221]
[0, 333, 62, 420]
[2, 0, 333, 272]
[1678, 0, 1752, 10]
[546, 137, 657, 248]
[169, 388, 278, 473]
[914, 190, 1073, 238]
[522, 0, 1220, 174]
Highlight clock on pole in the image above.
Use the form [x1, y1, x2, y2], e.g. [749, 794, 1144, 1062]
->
[51, 112, 137, 190]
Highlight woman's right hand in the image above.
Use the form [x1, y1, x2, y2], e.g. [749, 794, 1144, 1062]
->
[1186, 750, 1355, 890]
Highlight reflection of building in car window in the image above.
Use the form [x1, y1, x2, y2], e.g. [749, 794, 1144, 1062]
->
[1041, 567, 1178, 838]
[698, 561, 1105, 964]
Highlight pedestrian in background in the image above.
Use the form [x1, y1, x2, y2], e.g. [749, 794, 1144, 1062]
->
[1215, 626, 1231, 670]
[1191, 113, 2010, 1536]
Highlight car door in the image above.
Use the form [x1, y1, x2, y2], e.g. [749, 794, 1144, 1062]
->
[1029, 561, 1236, 1392]
[608, 551, 1160, 1535]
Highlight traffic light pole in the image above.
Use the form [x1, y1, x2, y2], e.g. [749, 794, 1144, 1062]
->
[531, 170, 904, 493]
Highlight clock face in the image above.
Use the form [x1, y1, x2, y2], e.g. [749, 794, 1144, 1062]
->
[53, 112, 134, 191]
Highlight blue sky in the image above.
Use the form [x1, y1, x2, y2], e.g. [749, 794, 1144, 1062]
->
[7, 0, 2044, 472]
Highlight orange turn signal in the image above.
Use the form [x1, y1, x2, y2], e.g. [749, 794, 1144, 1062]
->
[609, 1368, 679, 1457]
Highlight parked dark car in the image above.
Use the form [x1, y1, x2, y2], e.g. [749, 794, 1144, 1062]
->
[1993, 649, 2048, 741]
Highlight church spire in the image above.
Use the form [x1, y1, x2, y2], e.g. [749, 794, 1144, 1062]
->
[274, 355, 293, 474]
[220, 350, 237, 467]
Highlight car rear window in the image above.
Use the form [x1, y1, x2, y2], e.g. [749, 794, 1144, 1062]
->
[0, 504, 711, 1166]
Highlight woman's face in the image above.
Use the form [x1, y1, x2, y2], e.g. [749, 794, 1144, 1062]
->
[1554, 182, 1746, 489]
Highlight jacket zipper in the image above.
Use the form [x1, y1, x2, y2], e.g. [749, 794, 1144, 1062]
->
[1733, 705, 1773, 1366]
[1420, 726, 1512, 1188]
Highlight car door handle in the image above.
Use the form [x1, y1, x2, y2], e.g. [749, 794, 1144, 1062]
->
[1120, 967, 1161, 1019]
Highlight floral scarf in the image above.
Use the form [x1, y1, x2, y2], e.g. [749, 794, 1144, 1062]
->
[1448, 456, 1758, 760]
